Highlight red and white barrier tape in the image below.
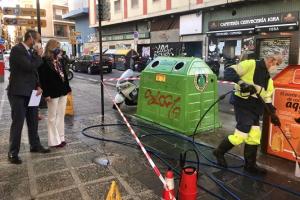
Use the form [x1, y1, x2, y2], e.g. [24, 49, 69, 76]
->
[100, 80, 175, 200]
[102, 76, 235, 85]
[217, 80, 235, 85]
[103, 77, 140, 82]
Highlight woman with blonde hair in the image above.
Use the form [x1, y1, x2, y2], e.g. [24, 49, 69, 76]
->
[38, 39, 71, 148]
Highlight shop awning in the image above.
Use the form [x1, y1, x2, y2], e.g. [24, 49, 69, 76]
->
[255, 23, 299, 32]
[115, 49, 131, 55]
[104, 49, 117, 55]
[94, 49, 108, 54]
[206, 28, 255, 37]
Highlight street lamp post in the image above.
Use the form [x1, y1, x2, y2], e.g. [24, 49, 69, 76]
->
[98, 0, 104, 120]
[36, 0, 41, 35]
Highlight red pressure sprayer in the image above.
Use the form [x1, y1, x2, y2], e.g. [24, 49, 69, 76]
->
[178, 149, 200, 200]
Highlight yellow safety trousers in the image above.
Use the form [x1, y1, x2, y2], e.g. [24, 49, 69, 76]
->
[228, 126, 261, 146]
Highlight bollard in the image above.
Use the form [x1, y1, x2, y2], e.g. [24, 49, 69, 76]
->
[0, 59, 4, 83]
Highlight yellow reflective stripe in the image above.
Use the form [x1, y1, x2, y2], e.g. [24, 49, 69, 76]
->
[230, 64, 244, 77]
[228, 129, 248, 146]
[264, 97, 272, 103]
[245, 126, 261, 145]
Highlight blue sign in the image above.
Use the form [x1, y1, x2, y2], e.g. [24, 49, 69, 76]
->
[0, 38, 5, 45]
[133, 31, 139, 39]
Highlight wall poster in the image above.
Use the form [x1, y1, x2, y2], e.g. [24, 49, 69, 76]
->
[268, 88, 300, 161]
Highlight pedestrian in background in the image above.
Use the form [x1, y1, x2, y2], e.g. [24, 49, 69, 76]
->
[38, 39, 71, 148]
[60, 50, 69, 70]
[7, 30, 50, 164]
[213, 53, 282, 175]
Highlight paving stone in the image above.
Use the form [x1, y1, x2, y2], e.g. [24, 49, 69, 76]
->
[120, 176, 149, 194]
[65, 142, 91, 154]
[64, 135, 80, 143]
[0, 144, 9, 153]
[0, 178, 31, 200]
[135, 191, 160, 200]
[0, 153, 8, 162]
[76, 164, 113, 183]
[68, 152, 100, 168]
[30, 151, 64, 161]
[85, 179, 128, 200]
[33, 157, 67, 175]
[37, 188, 83, 200]
[112, 155, 147, 176]
[36, 171, 75, 194]
[0, 162, 28, 182]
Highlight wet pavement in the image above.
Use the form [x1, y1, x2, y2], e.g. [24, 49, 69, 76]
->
[0, 71, 300, 200]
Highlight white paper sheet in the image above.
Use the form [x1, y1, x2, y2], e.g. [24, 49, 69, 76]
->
[28, 90, 41, 107]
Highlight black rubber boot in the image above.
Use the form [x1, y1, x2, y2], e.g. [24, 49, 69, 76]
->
[244, 144, 267, 175]
[213, 137, 234, 168]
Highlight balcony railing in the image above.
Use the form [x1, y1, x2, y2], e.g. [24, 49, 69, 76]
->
[54, 15, 63, 20]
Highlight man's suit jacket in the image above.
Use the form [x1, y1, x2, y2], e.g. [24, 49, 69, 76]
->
[7, 43, 43, 97]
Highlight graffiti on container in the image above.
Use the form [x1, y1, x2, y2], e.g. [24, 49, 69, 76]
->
[153, 44, 174, 57]
[145, 89, 181, 119]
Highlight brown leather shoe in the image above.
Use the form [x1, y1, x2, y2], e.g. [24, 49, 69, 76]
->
[50, 143, 64, 148]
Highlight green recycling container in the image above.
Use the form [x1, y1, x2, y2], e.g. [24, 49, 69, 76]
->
[136, 56, 220, 136]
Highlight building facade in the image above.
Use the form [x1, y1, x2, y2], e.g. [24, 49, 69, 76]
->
[63, 0, 95, 56]
[204, 0, 300, 72]
[88, 0, 238, 57]
[19, 0, 75, 56]
[87, 0, 300, 70]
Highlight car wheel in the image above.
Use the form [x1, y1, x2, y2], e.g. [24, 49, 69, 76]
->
[88, 66, 92, 74]
[67, 71, 74, 81]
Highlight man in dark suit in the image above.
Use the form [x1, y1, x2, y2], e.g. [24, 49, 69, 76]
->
[7, 30, 50, 164]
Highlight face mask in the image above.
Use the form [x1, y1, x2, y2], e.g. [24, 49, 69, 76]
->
[268, 65, 277, 74]
[52, 48, 61, 59]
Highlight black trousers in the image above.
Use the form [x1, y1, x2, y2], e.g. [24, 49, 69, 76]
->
[234, 105, 260, 133]
[8, 94, 41, 156]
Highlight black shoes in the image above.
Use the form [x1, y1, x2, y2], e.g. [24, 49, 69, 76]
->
[244, 144, 267, 175]
[30, 146, 51, 153]
[244, 164, 267, 175]
[8, 146, 50, 164]
[213, 137, 234, 168]
[8, 154, 22, 164]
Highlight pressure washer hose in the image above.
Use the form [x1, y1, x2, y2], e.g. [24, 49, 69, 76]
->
[191, 90, 234, 142]
[256, 94, 300, 163]
[81, 90, 300, 199]
[82, 122, 300, 199]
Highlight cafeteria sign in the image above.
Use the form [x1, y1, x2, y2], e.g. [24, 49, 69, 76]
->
[209, 12, 298, 31]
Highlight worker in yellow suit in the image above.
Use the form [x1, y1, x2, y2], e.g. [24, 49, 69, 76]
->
[213, 53, 282, 175]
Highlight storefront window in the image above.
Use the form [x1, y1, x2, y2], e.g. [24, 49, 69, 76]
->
[221, 40, 242, 60]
